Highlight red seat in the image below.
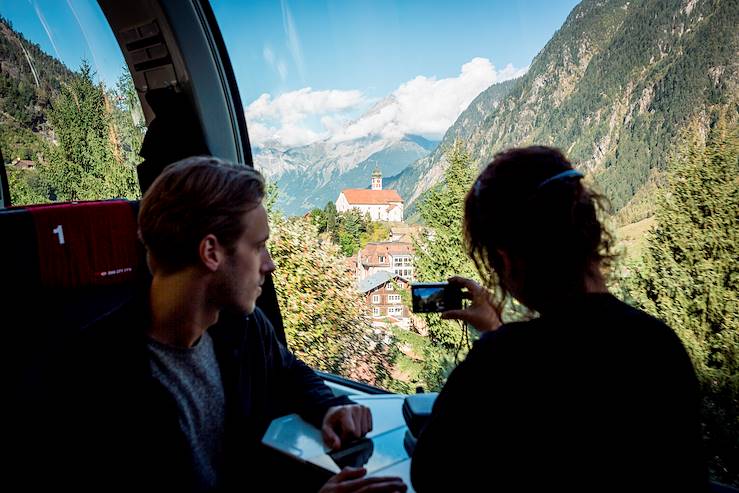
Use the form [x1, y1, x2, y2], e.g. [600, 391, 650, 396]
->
[1, 200, 147, 331]
[2, 199, 148, 483]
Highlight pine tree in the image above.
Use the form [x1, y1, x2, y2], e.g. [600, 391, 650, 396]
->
[413, 139, 480, 389]
[264, 181, 279, 215]
[42, 62, 139, 201]
[625, 119, 739, 485]
[324, 201, 338, 241]
[337, 209, 367, 256]
[110, 71, 146, 166]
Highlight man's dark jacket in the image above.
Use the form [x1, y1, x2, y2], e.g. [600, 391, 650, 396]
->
[42, 295, 352, 492]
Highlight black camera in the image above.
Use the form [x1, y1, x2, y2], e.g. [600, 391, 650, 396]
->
[411, 282, 463, 313]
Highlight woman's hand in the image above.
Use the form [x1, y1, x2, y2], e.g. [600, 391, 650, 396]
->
[441, 276, 502, 333]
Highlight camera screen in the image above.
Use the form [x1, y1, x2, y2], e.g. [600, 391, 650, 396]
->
[411, 283, 462, 313]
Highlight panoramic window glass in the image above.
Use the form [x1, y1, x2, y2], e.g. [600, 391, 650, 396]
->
[213, 0, 568, 385]
[0, 0, 144, 206]
[215, 0, 739, 484]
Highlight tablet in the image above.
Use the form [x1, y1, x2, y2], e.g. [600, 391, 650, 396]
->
[306, 426, 410, 475]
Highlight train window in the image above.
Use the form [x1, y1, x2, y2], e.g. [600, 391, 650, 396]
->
[0, 0, 144, 206]
[1, 0, 735, 486]
[213, 1, 738, 485]
[212, 0, 542, 389]
[212, 0, 580, 387]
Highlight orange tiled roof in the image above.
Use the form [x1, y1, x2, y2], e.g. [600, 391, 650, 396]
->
[341, 189, 403, 205]
[360, 241, 414, 266]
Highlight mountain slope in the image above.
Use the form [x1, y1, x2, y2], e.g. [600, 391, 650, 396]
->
[387, 78, 517, 204]
[255, 135, 435, 215]
[0, 16, 74, 162]
[396, 0, 739, 215]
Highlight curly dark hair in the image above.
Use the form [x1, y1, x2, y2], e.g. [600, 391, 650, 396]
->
[464, 146, 615, 313]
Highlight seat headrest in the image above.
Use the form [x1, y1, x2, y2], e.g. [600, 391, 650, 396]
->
[2, 200, 145, 289]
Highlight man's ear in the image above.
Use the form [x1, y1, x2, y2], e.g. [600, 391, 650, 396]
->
[199, 234, 224, 272]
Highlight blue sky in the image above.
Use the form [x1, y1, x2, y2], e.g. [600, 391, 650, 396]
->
[1, 0, 580, 147]
[212, 0, 580, 147]
[0, 0, 126, 87]
[211, 0, 579, 102]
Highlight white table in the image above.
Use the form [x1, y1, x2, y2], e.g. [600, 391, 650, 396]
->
[262, 394, 415, 492]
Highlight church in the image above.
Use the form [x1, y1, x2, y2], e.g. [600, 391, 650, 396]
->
[335, 168, 404, 222]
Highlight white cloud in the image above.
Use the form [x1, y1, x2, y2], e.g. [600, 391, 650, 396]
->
[246, 57, 527, 148]
[246, 88, 364, 120]
[263, 44, 288, 82]
[249, 120, 321, 148]
[320, 115, 347, 133]
[281, 0, 305, 82]
[273, 124, 322, 148]
[247, 122, 276, 148]
[245, 88, 365, 146]
[263, 45, 275, 65]
[276, 60, 288, 81]
[332, 57, 526, 143]
[497, 62, 529, 81]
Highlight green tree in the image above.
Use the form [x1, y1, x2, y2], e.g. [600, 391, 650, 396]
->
[110, 71, 146, 166]
[360, 220, 391, 247]
[337, 209, 367, 256]
[268, 211, 397, 388]
[413, 139, 480, 390]
[0, 122, 46, 164]
[264, 181, 279, 216]
[5, 165, 48, 205]
[624, 120, 739, 485]
[42, 62, 139, 201]
[309, 207, 327, 233]
[324, 201, 338, 240]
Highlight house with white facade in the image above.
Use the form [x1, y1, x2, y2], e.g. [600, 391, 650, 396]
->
[335, 168, 404, 222]
[356, 241, 414, 282]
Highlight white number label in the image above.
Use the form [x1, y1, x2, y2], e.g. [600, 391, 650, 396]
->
[52, 224, 65, 245]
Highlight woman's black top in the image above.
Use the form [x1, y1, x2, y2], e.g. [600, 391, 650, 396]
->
[410, 293, 707, 492]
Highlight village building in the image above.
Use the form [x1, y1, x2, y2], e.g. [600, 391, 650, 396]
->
[357, 271, 411, 329]
[356, 241, 414, 282]
[12, 159, 35, 170]
[389, 224, 425, 243]
[335, 168, 404, 222]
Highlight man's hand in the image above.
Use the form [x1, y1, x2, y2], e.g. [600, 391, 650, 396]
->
[322, 404, 372, 450]
[441, 276, 502, 333]
[319, 467, 407, 493]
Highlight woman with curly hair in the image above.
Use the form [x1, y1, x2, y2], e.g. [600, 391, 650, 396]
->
[410, 146, 707, 492]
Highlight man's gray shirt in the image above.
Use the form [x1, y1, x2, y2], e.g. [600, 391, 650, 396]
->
[147, 331, 225, 492]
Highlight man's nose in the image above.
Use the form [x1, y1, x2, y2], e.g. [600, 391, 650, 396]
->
[263, 251, 276, 273]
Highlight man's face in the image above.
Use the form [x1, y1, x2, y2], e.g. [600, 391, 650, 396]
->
[218, 204, 275, 314]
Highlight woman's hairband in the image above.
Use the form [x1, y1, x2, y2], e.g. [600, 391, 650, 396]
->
[537, 169, 583, 189]
[472, 179, 483, 197]
[472, 168, 583, 198]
